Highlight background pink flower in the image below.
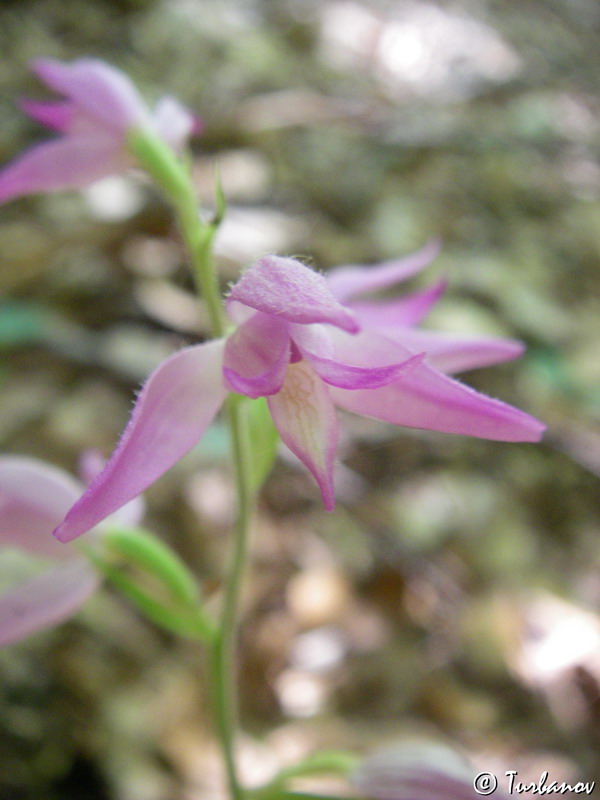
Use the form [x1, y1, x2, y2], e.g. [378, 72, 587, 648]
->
[351, 740, 510, 800]
[0, 57, 199, 203]
[0, 454, 143, 647]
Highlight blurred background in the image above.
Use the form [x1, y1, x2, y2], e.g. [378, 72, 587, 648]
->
[1, 0, 600, 797]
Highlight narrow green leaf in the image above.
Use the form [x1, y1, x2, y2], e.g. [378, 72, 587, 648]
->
[249, 751, 360, 800]
[105, 526, 200, 607]
[274, 751, 359, 782]
[87, 551, 214, 641]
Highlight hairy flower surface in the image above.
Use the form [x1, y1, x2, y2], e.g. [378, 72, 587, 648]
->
[53, 244, 544, 543]
[0, 58, 198, 203]
[0, 454, 142, 646]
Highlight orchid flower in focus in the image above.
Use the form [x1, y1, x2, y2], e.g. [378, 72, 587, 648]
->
[53, 243, 545, 544]
[0, 453, 143, 647]
[0, 58, 199, 203]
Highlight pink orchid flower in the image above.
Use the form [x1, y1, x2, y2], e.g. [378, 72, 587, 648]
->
[351, 740, 510, 800]
[0, 454, 143, 646]
[53, 243, 544, 543]
[0, 57, 199, 203]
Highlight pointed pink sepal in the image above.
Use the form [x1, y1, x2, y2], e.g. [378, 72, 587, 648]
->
[326, 239, 441, 302]
[0, 134, 127, 203]
[389, 328, 526, 373]
[332, 360, 545, 442]
[54, 340, 227, 542]
[19, 98, 75, 132]
[348, 278, 447, 328]
[32, 57, 148, 133]
[328, 329, 544, 441]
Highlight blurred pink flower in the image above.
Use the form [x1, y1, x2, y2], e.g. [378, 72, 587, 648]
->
[0, 454, 143, 646]
[0, 57, 199, 203]
[351, 740, 510, 800]
[53, 243, 544, 543]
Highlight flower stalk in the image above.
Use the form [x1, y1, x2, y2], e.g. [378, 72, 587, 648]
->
[133, 131, 253, 798]
[129, 130, 226, 336]
[211, 395, 255, 800]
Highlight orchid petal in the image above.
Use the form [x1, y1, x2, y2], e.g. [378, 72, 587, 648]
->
[54, 340, 227, 542]
[0, 560, 99, 647]
[0, 135, 127, 202]
[19, 98, 75, 132]
[223, 312, 291, 398]
[326, 239, 441, 302]
[349, 279, 447, 328]
[228, 255, 360, 333]
[77, 450, 145, 528]
[332, 359, 545, 441]
[294, 322, 424, 387]
[0, 457, 82, 558]
[267, 361, 338, 510]
[32, 58, 147, 133]
[355, 767, 476, 800]
[288, 322, 336, 359]
[387, 328, 526, 373]
[299, 347, 424, 390]
[224, 300, 257, 326]
[151, 95, 200, 152]
[326, 329, 544, 441]
[352, 742, 480, 800]
[354, 761, 475, 800]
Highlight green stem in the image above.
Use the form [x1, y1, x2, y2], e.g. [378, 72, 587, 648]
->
[180, 228, 252, 800]
[129, 130, 226, 335]
[211, 395, 254, 800]
[133, 131, 253, 798]
[182, 220, 252, 799]
[176, 191, 227, 337]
